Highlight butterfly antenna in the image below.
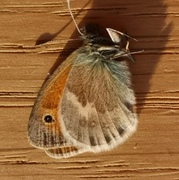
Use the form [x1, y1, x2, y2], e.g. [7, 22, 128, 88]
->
[66, 0, 84, 36]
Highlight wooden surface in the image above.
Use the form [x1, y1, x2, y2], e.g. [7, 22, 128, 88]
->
[0, 0, 179, 179]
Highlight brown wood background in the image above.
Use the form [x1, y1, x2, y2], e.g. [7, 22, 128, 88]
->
[0, 0, 178, 179]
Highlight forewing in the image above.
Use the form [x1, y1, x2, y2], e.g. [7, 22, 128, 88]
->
[59, 55, 137, 152]
[28, 52, 74, 149]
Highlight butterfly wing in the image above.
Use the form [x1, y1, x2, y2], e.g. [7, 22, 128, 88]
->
[28, 52, 81, 150]
[45, 146, 86, 159]
[59, 52, 137, 152]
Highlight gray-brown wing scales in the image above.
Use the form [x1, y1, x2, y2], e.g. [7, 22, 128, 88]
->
[59, 57, 137, 152]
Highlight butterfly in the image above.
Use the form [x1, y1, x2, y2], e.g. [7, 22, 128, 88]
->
[27, 0, 137, 159]
[28, 24, 137, 159]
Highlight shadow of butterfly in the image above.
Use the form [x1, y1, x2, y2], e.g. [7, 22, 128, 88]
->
[28, 24, 137, 159]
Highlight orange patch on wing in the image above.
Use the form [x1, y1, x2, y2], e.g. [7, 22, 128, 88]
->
[33, 52, 76, 138]
[40, 66, 71, 132]
[41, 65, 72, 109]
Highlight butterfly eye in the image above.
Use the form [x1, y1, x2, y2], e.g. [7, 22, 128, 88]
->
[44, 115, 54, 123]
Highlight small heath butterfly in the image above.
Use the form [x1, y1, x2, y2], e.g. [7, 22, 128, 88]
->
[28, 0, 138, 159]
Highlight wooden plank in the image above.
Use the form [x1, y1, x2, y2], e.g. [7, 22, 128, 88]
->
[0, 0, 179, 179]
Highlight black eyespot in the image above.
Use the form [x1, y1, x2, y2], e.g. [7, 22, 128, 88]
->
[44, 115, 53, 123]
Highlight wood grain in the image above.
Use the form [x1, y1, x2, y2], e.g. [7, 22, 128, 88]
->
[0, 0, 179, 179]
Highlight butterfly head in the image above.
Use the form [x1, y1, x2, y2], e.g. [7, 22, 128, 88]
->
[80, 24, 135, 61]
